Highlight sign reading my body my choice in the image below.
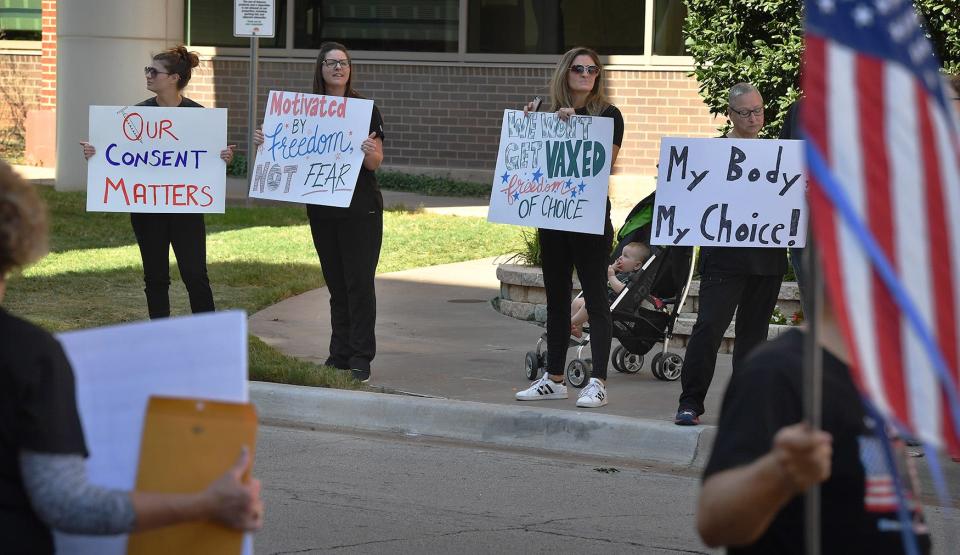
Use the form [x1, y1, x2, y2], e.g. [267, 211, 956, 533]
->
[249, 90, 374, 207]
[652, 137, 808, 248]
[87, 106, 228, 213]
[487, 110, 614, 235]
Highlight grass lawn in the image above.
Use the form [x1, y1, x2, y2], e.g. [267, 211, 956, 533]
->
[6, 188, 523, 387]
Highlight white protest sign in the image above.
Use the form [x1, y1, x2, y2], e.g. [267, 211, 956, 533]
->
[54, 311, 251, 555]
[249, 90, 374, 207]
[86, 106, 228, 214]
[652, 137, 807, 248]
[487, 110, 613, 234]
[234, 0, 275, 37]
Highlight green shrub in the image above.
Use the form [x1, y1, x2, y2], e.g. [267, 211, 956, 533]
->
[377, 171, 492, 197]
[227, 152, 247, 177]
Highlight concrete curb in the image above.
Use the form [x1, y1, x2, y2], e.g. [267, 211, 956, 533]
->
[251, 382, 715, 468]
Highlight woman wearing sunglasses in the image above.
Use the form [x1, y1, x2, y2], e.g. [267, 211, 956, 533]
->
[80, 46, 235, 319]
[514, 47, 624, 409]
[255, 42, 384, 382]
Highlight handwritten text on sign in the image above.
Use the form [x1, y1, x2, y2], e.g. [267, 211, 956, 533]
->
[249, 90, 373, 207]
[487, 110, 614, 234]
[86, 106, 227, 214]
[652, 138, 807, 248]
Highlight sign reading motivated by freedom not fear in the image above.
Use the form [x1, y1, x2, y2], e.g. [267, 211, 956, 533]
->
[87, 106, 228, 214]
[652, 137, 808, 248]
[249, 90, 374, 207]
[487, 110, 614, 235]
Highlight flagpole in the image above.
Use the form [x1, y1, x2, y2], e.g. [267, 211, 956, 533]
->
[802, 240, 823, 555]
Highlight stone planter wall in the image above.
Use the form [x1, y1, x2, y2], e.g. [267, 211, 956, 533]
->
[493, 264, 803, 354]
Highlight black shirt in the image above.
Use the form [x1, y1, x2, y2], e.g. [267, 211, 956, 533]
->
[307, 103, 386, 218]
[575, 104, 624, 147]
[0, 308, 88, 554]
[704, 329, 931, 555]
[136, 96, 203, 108]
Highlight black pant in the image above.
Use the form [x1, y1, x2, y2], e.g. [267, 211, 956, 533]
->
[308, 209, 383, 372]
[539, 221, 613, 381]
[678, 273, 783, 415]
[130, 213, 214, 319]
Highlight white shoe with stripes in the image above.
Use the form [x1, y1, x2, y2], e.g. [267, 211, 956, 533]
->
[515, 374, 568, 401]
[576, 378, 608, 408]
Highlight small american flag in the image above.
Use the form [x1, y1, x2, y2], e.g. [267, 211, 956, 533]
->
[802, 0, 960, 453]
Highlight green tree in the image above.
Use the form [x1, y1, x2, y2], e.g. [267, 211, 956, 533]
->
[684, 0, 959, 137]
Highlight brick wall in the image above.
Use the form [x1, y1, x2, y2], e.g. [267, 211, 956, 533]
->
[190, 59, 721, 178]
[40, 0, 56, 108]
[0, 54, 42, 131]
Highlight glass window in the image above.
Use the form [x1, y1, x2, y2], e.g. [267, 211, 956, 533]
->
[653, 0, 687, 56]
[188, 0, 286, 47]
[467, 0, 644, 55]
[294, 0, 458, 52]
[0, 0, 41, 41]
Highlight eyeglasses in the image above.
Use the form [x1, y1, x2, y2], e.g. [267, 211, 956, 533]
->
[322, 59, 351, 69]
[730, 107, 764, 118]
[569, 64, 600, 75]
[144, 67, 171, 78]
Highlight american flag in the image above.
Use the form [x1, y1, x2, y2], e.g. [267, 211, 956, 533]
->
[803, 0, 960, 453]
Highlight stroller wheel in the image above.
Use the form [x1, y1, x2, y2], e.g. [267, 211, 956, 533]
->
[524, 351, 541, 381]
[650, 352, 664, 379]
[566, 359, 590, 389]
[611, 345, 627, 373]
[656, 353, 684, 382]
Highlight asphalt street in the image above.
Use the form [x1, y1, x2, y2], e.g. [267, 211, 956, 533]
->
[253, 425, 959, 555]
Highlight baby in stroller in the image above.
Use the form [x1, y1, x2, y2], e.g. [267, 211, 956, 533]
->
[570, 241, 651, 338]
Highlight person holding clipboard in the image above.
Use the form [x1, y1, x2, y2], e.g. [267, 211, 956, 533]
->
[513, 46, 625, 409]
[80, 46, 235, 320]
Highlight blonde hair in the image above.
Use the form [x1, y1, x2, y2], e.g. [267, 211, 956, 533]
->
[548, 47, 611, 116]
[0, 161, 47, 277]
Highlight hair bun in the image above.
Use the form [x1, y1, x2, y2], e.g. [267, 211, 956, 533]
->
[172, 45, 200, 68]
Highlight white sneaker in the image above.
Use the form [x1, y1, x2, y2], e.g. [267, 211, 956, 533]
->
[576, 378, 608, 408]
[515, 374, 568, 401]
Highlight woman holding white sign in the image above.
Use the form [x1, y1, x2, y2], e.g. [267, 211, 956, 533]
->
[80, 46, 236, 320]
[514, 47, 624, 408]
[295, 42, 385, 383]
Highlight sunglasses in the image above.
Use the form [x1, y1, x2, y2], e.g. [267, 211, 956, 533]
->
[569, 64, 600, 75]
[322, 59, 351, 69]
[144, 67, 171, 78]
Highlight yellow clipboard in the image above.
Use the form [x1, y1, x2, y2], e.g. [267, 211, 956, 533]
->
[127, 396, 257, 555]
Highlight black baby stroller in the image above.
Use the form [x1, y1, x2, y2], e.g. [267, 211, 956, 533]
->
[523, 193, 697, 387]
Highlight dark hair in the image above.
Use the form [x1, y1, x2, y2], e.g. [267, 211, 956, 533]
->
[0, 161, 47, 277]
[312, 41, 360, 98]
[153, 45, 200, 90]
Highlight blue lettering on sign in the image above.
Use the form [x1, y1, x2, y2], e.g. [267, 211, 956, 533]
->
[264, 122, 353, 161]
[104, 144, 207, 169]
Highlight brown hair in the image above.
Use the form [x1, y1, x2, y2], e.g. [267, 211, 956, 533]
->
[0, 161, 47, 277]
[548, 47, 610, 116]
[312, 41, 360, 98]
[153, 45, 200, 90]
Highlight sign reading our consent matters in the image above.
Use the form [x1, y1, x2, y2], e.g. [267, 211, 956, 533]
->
[652, 138, 808, 248]
[487, 110, 614, 234]
[87, 106, 228, 213]
[249, 90, 373, 207]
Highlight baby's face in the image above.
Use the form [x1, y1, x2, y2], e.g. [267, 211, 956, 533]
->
[614, 247, 644, 272]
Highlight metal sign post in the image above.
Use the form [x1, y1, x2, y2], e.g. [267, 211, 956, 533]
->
[802, 240, 823, 555]
[234, 0, 275, 198]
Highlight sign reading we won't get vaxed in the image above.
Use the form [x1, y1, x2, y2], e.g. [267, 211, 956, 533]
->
[652, 137, 808, 248]
[87, 106, 228, 213]
[487, 110, 614, 235]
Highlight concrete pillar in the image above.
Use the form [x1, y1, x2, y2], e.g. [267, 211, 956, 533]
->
[55, 0, 183, 190]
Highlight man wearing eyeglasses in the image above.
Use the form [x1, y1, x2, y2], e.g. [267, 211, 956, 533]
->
[674, 83, 788, 426]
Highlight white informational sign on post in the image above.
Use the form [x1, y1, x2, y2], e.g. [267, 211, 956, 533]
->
[651, 137, 808, 248]
[53, 311, 252, 555]
[487, 110, 614, 235]
[234, 0, 275, 37]
[249, 90, 375, 207]
[86, 106, 228, 214]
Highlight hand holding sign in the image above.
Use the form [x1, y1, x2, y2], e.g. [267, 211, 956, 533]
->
[652, 137, 807, 248]
[487, 109, 614, 234]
